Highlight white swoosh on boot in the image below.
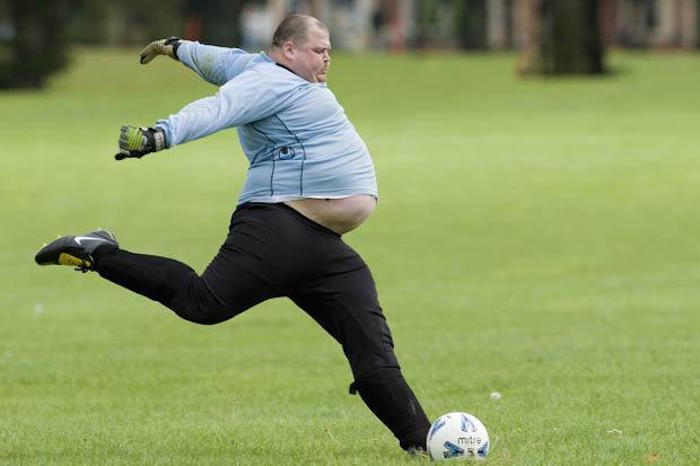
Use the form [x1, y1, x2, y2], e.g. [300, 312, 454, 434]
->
[74, 236, 111, 246]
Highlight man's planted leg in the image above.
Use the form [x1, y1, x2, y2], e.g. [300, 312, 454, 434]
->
[291, 261, 430, 451]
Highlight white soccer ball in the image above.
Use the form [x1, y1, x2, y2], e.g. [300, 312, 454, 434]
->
[426, 412, 490, 461]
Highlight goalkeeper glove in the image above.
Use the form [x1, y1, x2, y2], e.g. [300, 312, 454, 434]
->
[116, 125, 167, 160]
[139, 37, 182, 64]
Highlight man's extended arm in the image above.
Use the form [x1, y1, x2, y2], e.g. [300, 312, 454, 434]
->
[140, 38, 258, 87]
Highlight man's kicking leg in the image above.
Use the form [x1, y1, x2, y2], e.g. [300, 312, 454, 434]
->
[35, 226, 277, 325]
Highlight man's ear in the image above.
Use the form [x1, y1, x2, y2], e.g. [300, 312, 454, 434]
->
[282, 41, 295, 59]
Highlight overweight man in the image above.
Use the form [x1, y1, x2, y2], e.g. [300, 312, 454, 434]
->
[36, 14, 431, 452]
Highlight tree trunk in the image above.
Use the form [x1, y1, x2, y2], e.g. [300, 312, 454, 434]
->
[455, 0, 488, 49]
[184, 0, 245, 46]
[519, 0, 606, 75]
[697, 0, 700, 48]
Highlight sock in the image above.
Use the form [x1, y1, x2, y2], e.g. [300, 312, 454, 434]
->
[94, 249, 198, 308]
[351, 367, 431, 450]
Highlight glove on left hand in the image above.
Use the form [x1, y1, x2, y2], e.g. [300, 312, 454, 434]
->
[116, 125, 167, 160]
[140, 37, 181, 64]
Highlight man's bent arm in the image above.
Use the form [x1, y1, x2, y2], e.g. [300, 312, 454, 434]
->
[176, 42, 260, 86]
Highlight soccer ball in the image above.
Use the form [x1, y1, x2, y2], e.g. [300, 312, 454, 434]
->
[426, 412, 490, 461]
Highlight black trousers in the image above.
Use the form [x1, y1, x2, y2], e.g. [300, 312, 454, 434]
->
[95, 202, 430, 450]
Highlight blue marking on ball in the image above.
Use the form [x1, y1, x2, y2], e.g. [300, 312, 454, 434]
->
[443, 441, 465, 459]
[429, 417, 447, 441]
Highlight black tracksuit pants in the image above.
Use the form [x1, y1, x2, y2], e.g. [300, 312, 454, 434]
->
[94, 202, 430, 450]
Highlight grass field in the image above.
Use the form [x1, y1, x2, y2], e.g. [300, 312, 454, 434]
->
[1, 48, 699, 465]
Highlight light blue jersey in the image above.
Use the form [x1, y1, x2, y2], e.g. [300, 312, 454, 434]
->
[155, 42, 378, 205]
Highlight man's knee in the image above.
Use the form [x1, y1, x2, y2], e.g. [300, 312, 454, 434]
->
[171, 300, 231, 325]
[168, 277, 241, 325]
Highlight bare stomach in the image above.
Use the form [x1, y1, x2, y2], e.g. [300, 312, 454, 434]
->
[284, 195, 377, 235]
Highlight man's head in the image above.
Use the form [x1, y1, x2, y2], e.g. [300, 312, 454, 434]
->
[269, 14, 331, 83]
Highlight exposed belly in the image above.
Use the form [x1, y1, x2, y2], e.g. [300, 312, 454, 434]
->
[285, 195, 377, 235]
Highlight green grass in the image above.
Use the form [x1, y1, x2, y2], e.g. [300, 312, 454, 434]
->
[1, 48, 699, 465]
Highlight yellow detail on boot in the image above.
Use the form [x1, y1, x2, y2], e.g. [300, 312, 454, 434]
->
[58, 253, 91, 268]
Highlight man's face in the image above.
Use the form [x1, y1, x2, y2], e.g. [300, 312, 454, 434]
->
[289, 25, 331, 82]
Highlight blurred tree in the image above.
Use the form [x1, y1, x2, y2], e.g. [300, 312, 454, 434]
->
[64, 1, 113, 44]
[519, 0, 606, 75]
[0, 0, 188, 88]
[454, 0, 487, 49]
[66, 0, 185, 46]
[0, 0, 73, 88]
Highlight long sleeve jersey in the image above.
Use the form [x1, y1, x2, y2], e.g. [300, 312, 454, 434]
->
[155, 42, 378, 205]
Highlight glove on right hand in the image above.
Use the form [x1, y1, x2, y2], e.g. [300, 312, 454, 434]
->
[115, 125, 167, 160]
